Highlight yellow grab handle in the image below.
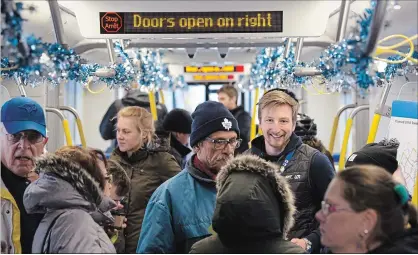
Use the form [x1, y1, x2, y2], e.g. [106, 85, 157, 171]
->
[75, 118, 87, 148]
[367, 114, 381, 144]
[328, 116, 339, 154]
[413, 174, 418, 207]
[250, 87, 260, 143]
[62, 119, 73, 146]
[148, 91, 158, 121]
[338, 118, 353, 171]
[159, 89, 165, 105]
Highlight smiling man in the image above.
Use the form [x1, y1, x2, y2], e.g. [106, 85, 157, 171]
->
[1, 97, 48, 254]
[137, 101, 240, 254]
[246, 90, 335, 253]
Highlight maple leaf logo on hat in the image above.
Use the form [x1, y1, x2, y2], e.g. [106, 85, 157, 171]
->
[222, 118, 232, 131]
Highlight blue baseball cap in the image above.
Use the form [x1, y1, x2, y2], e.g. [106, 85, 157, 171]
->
[1, 97, 46, 136]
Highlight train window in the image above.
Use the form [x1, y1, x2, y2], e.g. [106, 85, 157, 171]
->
[208, 84, 243, 106]
[181, 85, 206, 112]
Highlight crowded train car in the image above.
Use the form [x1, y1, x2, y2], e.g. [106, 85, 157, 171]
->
[1, 0, 417, 254]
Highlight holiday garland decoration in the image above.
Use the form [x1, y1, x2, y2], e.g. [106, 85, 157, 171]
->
[1, 0, 174, 90]
[1, 0, 416, 91]
[246, 1, 417, 92]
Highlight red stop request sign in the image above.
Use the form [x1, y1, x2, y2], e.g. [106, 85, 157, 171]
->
[101, 12, 123, 33]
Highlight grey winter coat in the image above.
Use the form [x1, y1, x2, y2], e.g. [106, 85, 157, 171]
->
[23, 154, 116, 254]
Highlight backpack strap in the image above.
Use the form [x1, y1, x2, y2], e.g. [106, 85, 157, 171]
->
[41, 211, 66, 254]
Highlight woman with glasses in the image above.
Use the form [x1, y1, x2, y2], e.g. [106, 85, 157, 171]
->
[315, 165, 418, 253]
[24, 146, 116, 253]
[110, 106, 181, 253]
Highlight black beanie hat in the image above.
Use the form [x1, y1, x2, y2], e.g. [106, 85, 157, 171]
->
[345, 138, 400, 174]
[190, 101, 240, 148]
[162, 108, 192, 134]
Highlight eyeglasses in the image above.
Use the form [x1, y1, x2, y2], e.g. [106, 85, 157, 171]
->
[320, 201, 352, 216]
[205, 137, 242, 150]
[5, 131, 44, 144]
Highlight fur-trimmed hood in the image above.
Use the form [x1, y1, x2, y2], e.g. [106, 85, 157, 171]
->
[23, 153, 104, 214]
[213, 154, 296, 245]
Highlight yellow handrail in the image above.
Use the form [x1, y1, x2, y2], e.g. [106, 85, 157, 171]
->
[338, 118, 353, 170]
[148, 90, 158, 121]
[45, 107, 73, 146]
[159, 89, 165, 105]
[329, 117, 339, 154]
[338, 105, 369, 170]
[62, 119, 73, 146]
[367, 114, 381, 143]
[328, 104, 356, 154]
[413, 174, 418, 207]
[59, 106, 87, 148]
[250, 87, 260, 143]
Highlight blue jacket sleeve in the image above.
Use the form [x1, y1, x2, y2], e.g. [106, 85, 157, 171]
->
[136, 201, 175, 254]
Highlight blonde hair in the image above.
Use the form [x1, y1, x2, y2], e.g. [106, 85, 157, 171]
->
[117, 106, 155, 149]
[218, 85, 238, 101]
[258, 90, 299, 124]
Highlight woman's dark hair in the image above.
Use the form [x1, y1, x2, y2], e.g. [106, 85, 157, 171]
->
[107, 159, 131, 197]
[55, 146, 107, 190]
[338, 165, 418, 247]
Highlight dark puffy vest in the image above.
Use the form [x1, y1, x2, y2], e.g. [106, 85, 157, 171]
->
[281, 144, 319, 239]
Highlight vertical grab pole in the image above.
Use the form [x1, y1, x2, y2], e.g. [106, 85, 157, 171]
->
[47, 0, 67, 151]
[14, 74, 27, 97]
[367, 83, 392, 143]
[328, 104, 356, 154]
[336, 0, 351, 42]
[159, 89, 165, 105]
[45, 108, 73, 146]
[413, 174, 418, 207]
[250, 87, 260, 144]
[59, 106, 87, 148]
[148, 90, 158, 121]
[338, 105, 369, 170]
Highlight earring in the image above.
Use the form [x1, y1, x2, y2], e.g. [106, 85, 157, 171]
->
[359, 229, 369, 239]
[356, 229, 369, 249]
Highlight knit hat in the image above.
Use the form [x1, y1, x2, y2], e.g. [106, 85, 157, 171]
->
[162, 108, 192, 134]
[190, 101, 240, 147]
[345, 138, 399, 174]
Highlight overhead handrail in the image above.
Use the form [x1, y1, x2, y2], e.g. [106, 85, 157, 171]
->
[338, 104, 370, 170]
[329, 103, 357, 154]
[367, 83, 392, 143]
[58, 106, 86, 148]
[45, 107, 73, 146]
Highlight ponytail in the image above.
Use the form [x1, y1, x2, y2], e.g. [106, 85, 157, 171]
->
[405, 202, 418, 229]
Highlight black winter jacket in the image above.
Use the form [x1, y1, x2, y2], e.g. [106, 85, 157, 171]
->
[190, 155, 306, 254]
[230, 106, 251, 154]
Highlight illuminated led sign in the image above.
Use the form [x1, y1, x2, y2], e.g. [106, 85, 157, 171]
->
[100, 11, 283, 34]
[185, 65, 244, 73]
[193, 75, 235, 81]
